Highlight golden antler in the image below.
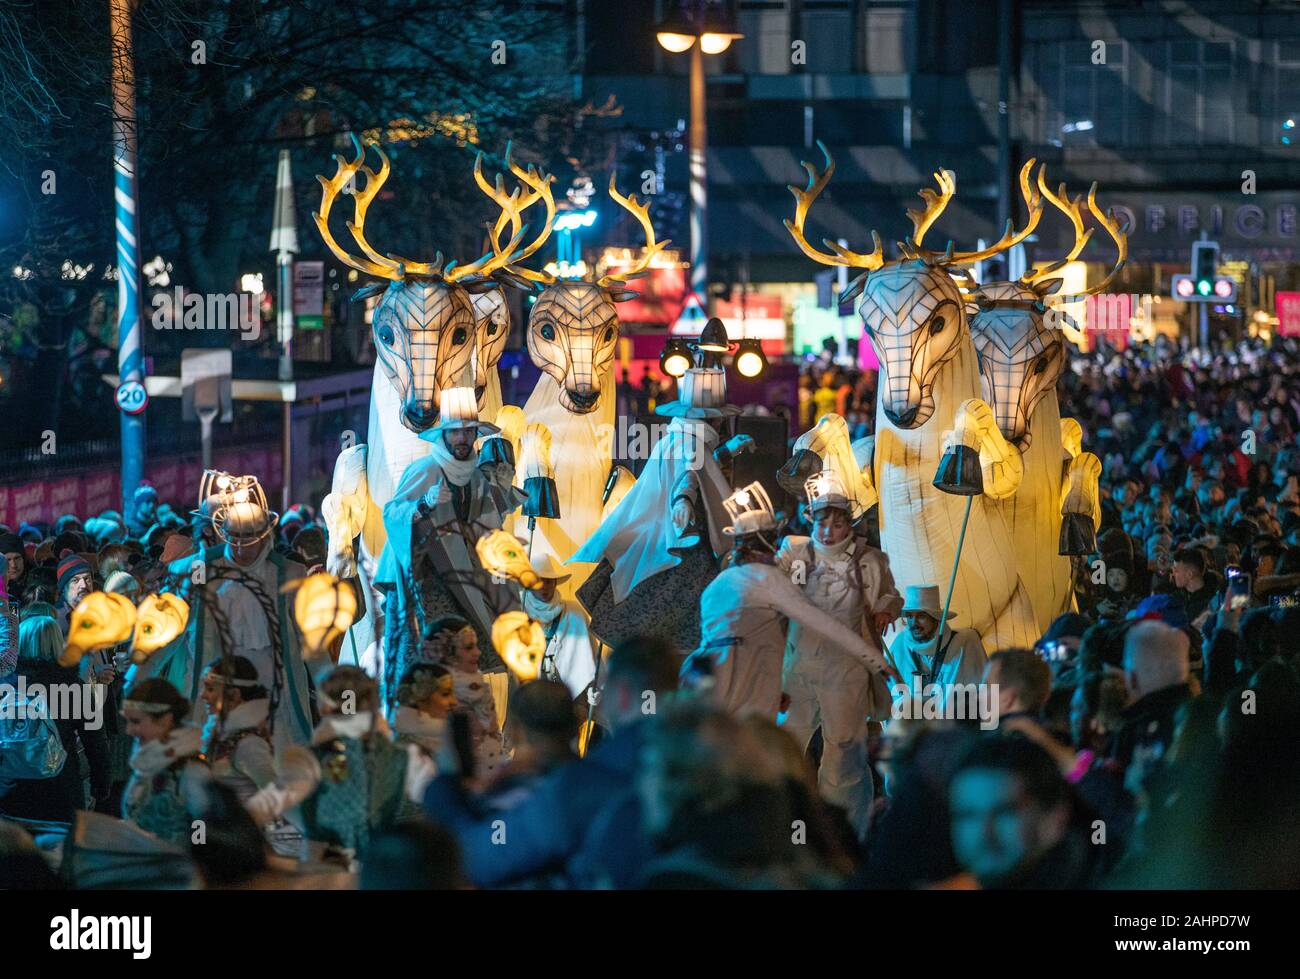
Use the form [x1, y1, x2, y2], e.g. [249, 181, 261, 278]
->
[315, 134, 527, 282]
[1056, 185, 1128, 298]
[475, 145, 558, 284]
[597, 174, 671, 287]
[783, 141, 885, 270]
[1022, 168, 1095, 286]
[948, 159, 1044, 264]
[907, 169, 956, 249]
[314, 137, 403, 280]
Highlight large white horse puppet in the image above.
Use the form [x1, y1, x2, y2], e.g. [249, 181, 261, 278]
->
[785, 144, 1042, 650]
[474, 158, 655, 597]
[315, 137, 528, 672]
[967, 171, 1124, 631]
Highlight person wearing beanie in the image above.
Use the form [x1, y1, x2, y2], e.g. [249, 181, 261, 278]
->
[56, 551, 93, 633]
[127, 484, 159, 538]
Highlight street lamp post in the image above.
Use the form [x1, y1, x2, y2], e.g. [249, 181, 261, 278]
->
[656, 2, 742, 324]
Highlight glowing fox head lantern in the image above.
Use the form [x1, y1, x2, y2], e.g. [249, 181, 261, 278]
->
[60, 592, 137, 667]
[491, 611, 546, 682]
[130, 592, 190, 664]
[282, 572, 358, 663]
[476, 531, 540, 590]
[785, 142, 1045, 429]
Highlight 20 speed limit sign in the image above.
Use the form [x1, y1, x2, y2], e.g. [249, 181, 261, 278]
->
[115, 380, 149, 415]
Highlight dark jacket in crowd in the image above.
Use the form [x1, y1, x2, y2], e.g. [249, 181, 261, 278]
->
[0, 661, 112, 824]
[1108, 682, 1192, 790]
[423, 716, 651, 887]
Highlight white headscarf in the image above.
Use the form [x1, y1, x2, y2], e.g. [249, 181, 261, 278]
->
[426, 435, 478, 487]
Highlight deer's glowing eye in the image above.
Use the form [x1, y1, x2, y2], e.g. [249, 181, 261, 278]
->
[378, 326, 395, 346]
[929, 316, 946, 335]
[452, 327, 468, 345]
[603, 327, 614, 344]
[486, 322, 498, 335]
[1034, 357, 1049, 374]
[540, 323, 556, 342]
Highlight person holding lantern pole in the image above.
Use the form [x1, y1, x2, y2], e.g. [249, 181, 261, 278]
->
[376, 380, 524, 710]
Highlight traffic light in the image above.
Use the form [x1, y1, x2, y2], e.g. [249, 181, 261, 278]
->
[1191, 240, 1219, 297]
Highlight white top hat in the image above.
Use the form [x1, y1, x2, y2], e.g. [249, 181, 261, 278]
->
[656, 366, 741, 419]
[418, 385, 501, 441]
[900, 584, 958, 622]
[528, 551, 572, 584]
[722, 482, 782, 537]
[805, 468, 852, 517]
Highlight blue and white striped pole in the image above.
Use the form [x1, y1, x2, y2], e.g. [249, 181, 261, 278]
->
[111, 0, 145, 514]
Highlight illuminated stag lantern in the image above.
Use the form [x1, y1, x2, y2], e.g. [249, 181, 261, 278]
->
[473, 151, 658, 597]
[784, 143, 1045, 650]
[968, 168, 1126, 628]
[315, 135, 527, 671]
[490, 610, 546, 682]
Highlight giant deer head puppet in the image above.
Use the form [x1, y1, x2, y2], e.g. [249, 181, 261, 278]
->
[315, 135, 525, 432]
[474, 151, 668, 414]
[785, 143, 1044, 429]
[967, 171, 1128, 449]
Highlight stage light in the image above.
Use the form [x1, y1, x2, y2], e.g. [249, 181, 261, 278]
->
[660, 338, 692, 377]
[695, 316, 730, 352]
[734, 338, 767, 377]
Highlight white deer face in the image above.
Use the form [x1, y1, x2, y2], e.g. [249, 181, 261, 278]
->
[858, 262, 967, 429]
[527, 281, 620, 414]
[470, 286, 510, 399]
[969, 282, 1066, 451]
[371, 279, 477, 432]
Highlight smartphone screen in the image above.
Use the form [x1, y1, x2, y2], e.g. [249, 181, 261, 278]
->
[1229, 573, 1252, 609]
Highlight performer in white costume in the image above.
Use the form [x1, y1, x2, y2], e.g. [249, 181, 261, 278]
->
[375, 383, 523, 708]
[683, 483, 900, 721]
[777, 469, 903, 835]
[572, 365, 748, 652]
[522, 551, 598, 700]
[886, 584, 988, 711]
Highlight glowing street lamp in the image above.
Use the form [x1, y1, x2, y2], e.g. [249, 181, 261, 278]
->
[655, 3, 743, 321]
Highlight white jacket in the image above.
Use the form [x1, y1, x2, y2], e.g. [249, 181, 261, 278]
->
[686, 561, 890, 718]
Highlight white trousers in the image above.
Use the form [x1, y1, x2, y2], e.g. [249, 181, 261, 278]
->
[782, 644, 875, 838]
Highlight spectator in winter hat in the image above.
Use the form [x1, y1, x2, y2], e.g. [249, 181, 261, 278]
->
[56, 551, 94, 633]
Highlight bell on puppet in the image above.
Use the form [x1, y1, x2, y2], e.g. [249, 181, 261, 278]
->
[777, 448, 824, 498]
[282, 572, 359, 664]
[491, 610, 546, 682]
[476, 530, 540, 590]
[61, 592, 137, 667]
[932, 444, 984, 496]
[1058, 511, 1098, 556]
[195, 470, 278, 546]
[520, 422, 560, 520]
[482, 405, 525, 469]
[130, 592, 190, 664]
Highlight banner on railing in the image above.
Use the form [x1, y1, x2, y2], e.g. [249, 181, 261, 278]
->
[0, 442, 283, 528]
